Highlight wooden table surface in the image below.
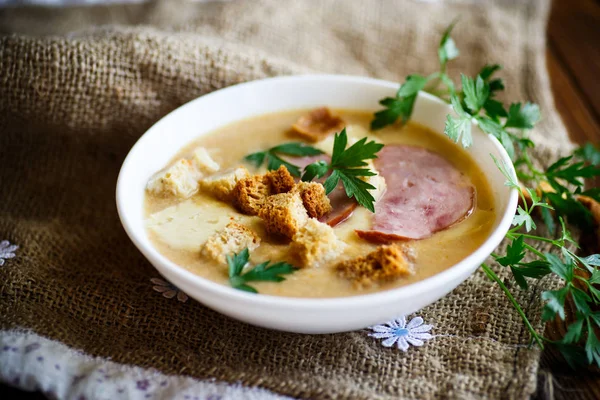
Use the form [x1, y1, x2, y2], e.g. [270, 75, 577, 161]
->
[1, 0, 599, 399]
[535, 0, 600, 399]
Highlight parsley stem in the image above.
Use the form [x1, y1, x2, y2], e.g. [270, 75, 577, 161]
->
[481, 263, 545, 349]
[520, 152, 544, 180]
[508, 232, 554, 244]
[523, 243, 545, 259]
[505, 233, 547, 258]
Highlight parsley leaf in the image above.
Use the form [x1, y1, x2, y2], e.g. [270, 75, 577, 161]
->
[445, 94, 473, 148]
[542, 286, 569, 320]
[337, 173, 377, 211]
[245, 142, 323, 177]
[462, 74, 489, 113]
[397, 74, 429, 97]
[331, 132, 384, 167]
[546, 156, 600, 189]
[510, 260, 551, 289]
[492, 155, 519, 190]
[504, 102, 541, 129]
[571, 287, 592, 316]
[575, 143, 600, 166]
[270, 142, 324, 156]
[496, 236, 526, 266]
[582, 255, 600, 270]
[586, 324, 600, 365]
[438, 20, 459, 70]
[478, 117, 515, 159]
[303, 129, 383, 212]
[488, 79, 505, 94]
[563, 319, 584, 344]
[483, 99, 508, 121]
[545, 192, 593, 229]
[478, 64, 501, 81]
[227, 248, 298, 293]
[371, 74, 429, 130]
[301, 160, 329, 182]
[513, 206, 536, 232]
[545, 253, 574, 282]
[478, 64, 505, 98]
[539, 199, 556, 236]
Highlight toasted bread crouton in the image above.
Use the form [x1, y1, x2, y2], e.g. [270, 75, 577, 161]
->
[232, 175, 271, 215]
[199, 167, 250, 202]
[336, 244, 412, 287]
[192, 147, 220, 174]
[266, 165, 296, 194]
[291, 107, 345, 142]
[258, 192, 309, 239]
[294, 181, 332, 218]
[291, 219, 346, 267]
[200, 222, 261, 265]
[146, 159, 202, 199]
[232, 166, 296, 215]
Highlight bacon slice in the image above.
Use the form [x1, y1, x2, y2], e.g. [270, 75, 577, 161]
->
[289, 154, 357, 227]
[291, 107, 345, 142]
[356, 145, 475, 242]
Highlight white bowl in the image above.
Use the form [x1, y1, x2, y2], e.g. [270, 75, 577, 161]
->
[116, 75, 517, 334]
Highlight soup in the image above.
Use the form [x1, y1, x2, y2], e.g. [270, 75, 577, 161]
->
[144, 109, 495, 298]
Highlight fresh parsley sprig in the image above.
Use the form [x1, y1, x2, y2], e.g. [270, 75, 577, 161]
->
[371, 74, 434, 130]
[301, 128, 384, 212]
[371, 20, 600, 368]
[227, 248, 297, 293]
[245, 142, 323, 177]
[371, 22, 460, 131]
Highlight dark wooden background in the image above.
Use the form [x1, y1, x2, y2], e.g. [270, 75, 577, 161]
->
[1, 0, 600, 398]
[535, 0, 600, 398]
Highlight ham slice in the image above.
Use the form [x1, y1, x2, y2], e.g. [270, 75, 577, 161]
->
[356, 145, 474, 242]
[289, 154, 357, 227]
[321, 186, 358, 226]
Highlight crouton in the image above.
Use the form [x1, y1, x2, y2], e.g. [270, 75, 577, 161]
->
[199, 167, 250, 202]
[294, 181, 332, 218]
[200, 222, 261, 265]
[146, 159, 202, 199]
[258, 191, 309, 239]
[192, 147, 220, 174]
[266, 165, 296, 194]
[232, 174, 271, 215]
[336, 244, 412, 288]
[291, 219, 347, 267]
[291, 107, 345, 142]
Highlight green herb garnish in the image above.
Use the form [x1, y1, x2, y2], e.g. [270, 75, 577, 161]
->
[301, 128, 384, 212]
[371, 74, 431, 130]
[227, 248, 297, 293]
[371, 22, 460, 131]
[372, 20, 600, 368]
[245, 142, 323, 177]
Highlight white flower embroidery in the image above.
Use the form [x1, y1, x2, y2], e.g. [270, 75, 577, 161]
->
[151, 278, 188, 302]
[368, 316, 433, 351]
[0, 240, 18, 266]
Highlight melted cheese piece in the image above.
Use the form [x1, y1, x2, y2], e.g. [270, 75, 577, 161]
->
[146, 197, 255, 251]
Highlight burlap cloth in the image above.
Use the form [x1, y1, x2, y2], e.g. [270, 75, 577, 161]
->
[0, 0, 572, 398]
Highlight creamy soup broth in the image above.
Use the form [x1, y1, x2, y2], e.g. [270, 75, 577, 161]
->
[145, 109, 496, 298]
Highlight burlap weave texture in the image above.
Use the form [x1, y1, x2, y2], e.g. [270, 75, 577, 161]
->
[0, 0, 570, 398]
